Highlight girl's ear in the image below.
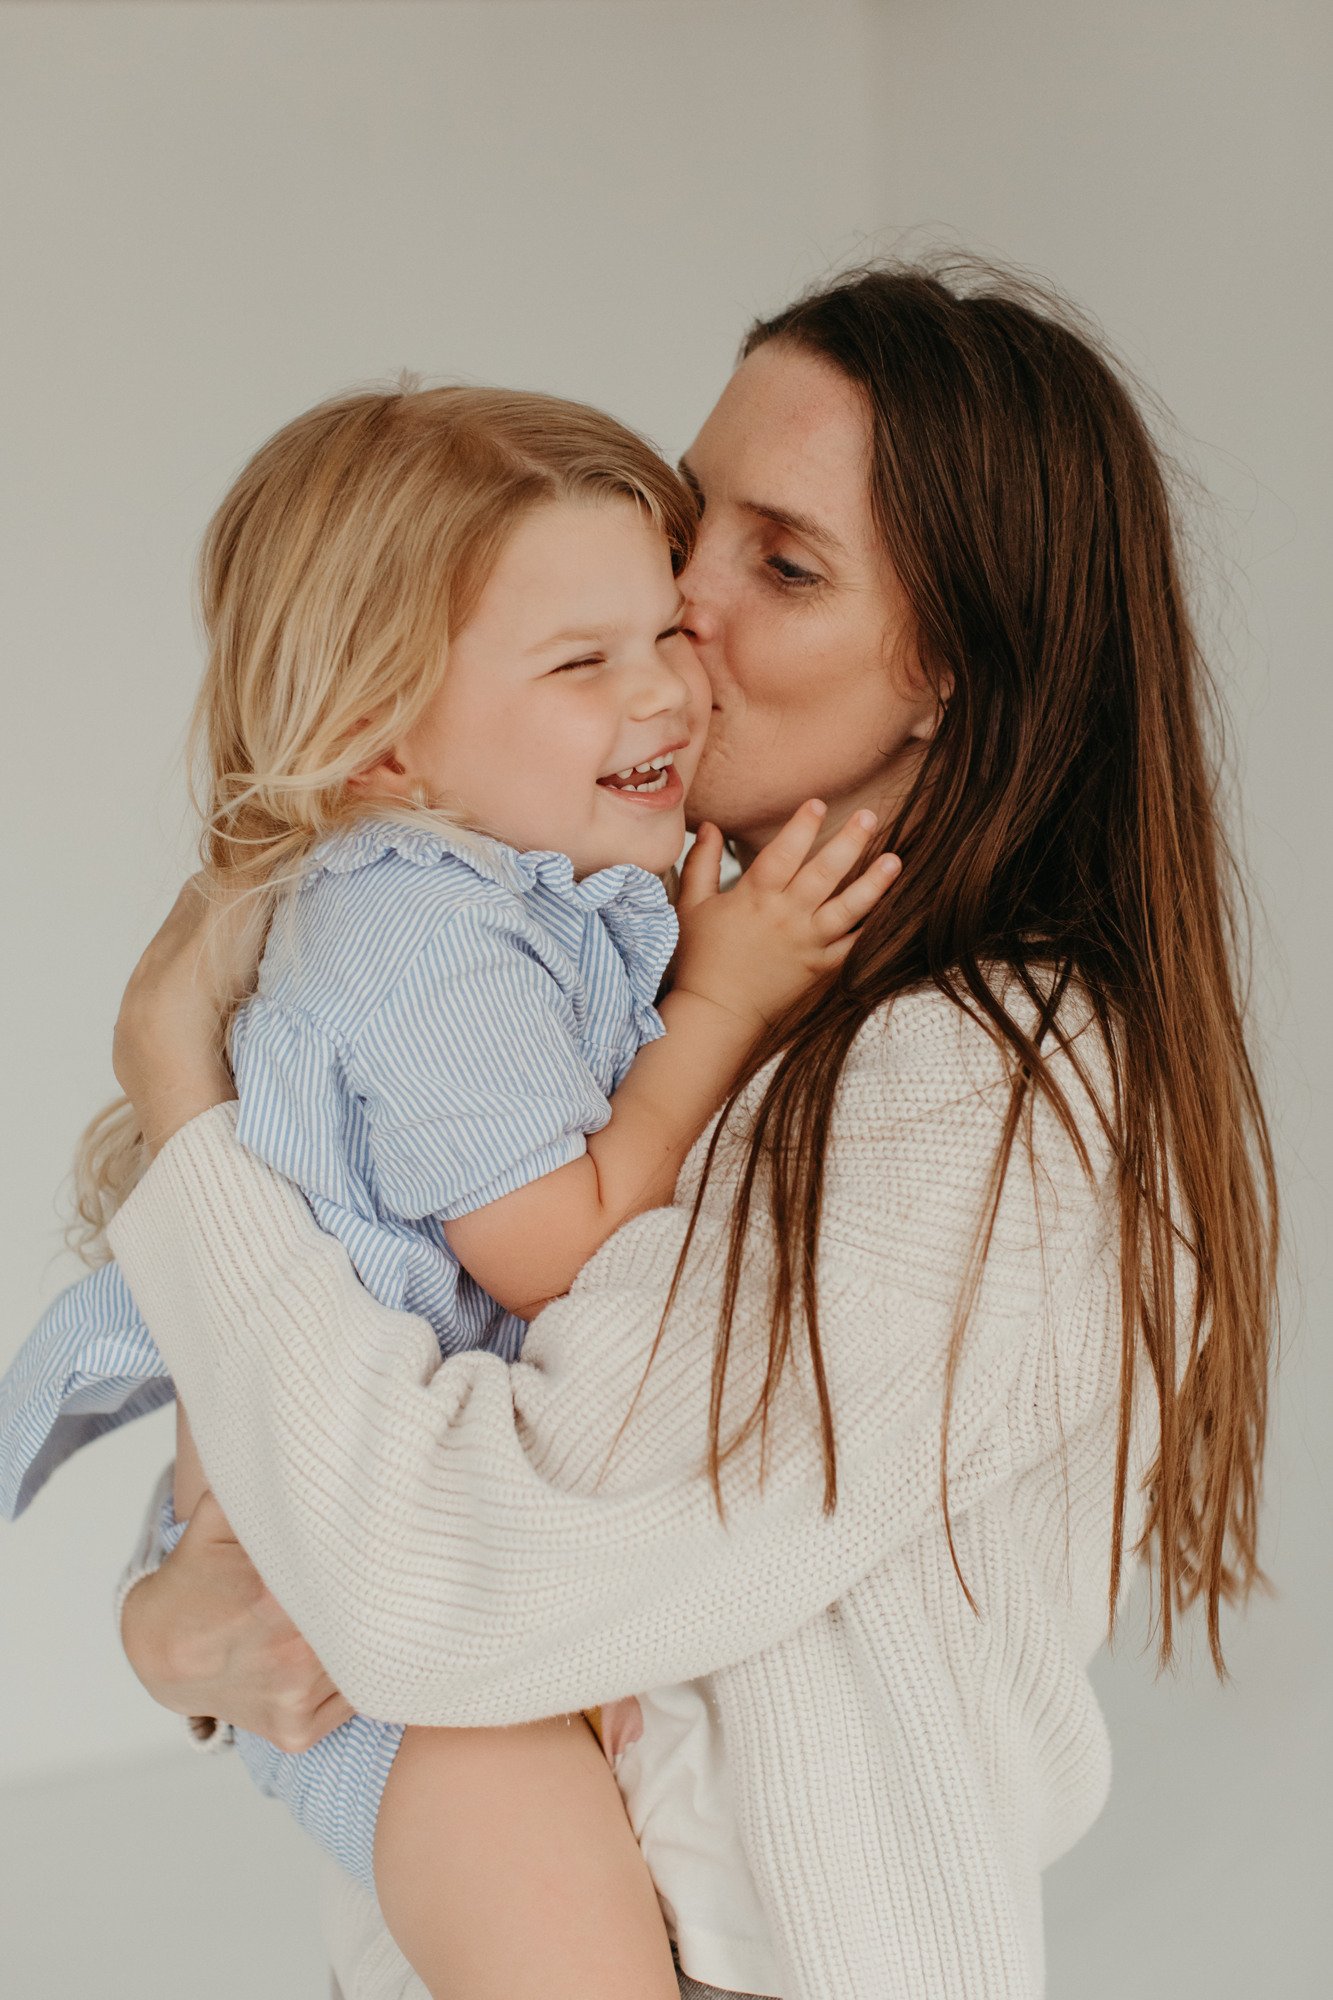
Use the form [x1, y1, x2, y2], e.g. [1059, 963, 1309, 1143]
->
[346, 748, 412, 799]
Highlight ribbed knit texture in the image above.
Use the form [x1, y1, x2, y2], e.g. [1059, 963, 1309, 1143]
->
[109, 990, 1155, 2000]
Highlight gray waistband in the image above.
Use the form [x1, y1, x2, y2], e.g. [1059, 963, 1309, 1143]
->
[329, 1954, 778, 1999]
[674, 1954, 777, 2000]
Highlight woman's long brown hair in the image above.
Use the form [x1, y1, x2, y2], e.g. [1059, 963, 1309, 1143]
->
[681, 260, 1276, 1673]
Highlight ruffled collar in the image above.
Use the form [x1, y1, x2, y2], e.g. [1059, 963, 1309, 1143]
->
[311, 817, 671, 923]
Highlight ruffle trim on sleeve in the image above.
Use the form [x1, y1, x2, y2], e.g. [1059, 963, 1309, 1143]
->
[0, 1263, 174, 1520]
[231, 1001, 360, 1212]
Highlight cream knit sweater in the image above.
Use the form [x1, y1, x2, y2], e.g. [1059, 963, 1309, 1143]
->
[109, 989, 1154, 2000]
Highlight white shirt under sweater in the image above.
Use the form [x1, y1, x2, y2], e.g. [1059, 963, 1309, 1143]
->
[110, 988, 1162, 2000]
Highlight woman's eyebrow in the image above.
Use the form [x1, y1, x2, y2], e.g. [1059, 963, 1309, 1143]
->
[677, 456, 845, 558]
[742, 499, 846, 558]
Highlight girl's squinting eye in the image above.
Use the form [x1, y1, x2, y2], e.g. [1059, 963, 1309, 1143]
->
[657, 624, 684, 642]
[764, 553, 822, 589]
[549, 654, 604, 675]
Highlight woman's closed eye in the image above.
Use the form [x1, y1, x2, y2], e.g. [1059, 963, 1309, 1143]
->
[764, 552, 823, 590]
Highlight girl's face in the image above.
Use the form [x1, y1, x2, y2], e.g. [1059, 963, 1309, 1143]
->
[370, 497, 710, 878]
[677, 340, 943, 863]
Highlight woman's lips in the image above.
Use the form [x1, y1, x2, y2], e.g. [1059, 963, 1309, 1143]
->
[597, 762, 685, 811]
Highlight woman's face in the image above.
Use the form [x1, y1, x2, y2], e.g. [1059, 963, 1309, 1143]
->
[678, 340, 941, 862]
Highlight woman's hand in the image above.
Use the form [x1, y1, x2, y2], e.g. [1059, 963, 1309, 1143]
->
[121, 1489, 355, 1752]
[112, 874, 264, 1159]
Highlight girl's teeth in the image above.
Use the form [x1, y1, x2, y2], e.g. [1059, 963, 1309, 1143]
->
[608, 750, 674, 793]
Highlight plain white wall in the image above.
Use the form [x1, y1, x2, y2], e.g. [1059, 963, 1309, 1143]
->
[863, 4, 1332, 1994]
[0, 0, 876, 1786]
[0, 3, 1327, 1994]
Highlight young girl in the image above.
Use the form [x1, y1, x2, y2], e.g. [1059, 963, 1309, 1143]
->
[0, 383, 898, 1997]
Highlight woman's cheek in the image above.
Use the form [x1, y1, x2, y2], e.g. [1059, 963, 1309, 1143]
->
[686, 654, 713, 728]
[726, 600, 804, 709]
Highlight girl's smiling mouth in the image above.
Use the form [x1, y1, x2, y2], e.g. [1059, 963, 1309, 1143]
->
[597, 747, 687, 807]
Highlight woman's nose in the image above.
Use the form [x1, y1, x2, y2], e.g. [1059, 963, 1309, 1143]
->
[676, 549, 720, 647]
[678, 592, 718, 646]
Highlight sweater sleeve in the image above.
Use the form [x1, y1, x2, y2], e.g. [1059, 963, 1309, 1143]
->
[107, 996, 1115, 1728]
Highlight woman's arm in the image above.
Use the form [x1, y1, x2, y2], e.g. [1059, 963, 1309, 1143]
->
[108, 994, 1115, 1729]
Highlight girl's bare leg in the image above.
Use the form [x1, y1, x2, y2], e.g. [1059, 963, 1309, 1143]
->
[374, 1714, 678, 2000]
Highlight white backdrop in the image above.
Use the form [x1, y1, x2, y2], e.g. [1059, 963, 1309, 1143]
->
[0, 0, 874, 1787]
[865, 7, 1332, 1993]
[0, 4, 1327, 1995]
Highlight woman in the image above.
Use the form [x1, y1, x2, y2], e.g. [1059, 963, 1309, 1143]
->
[108, 260, 1276, 2000]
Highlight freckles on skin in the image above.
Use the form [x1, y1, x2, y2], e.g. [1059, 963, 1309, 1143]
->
[677, 341, 937, 859]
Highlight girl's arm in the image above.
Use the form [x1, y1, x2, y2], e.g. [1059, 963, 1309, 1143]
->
[445, 806, 899, 1318]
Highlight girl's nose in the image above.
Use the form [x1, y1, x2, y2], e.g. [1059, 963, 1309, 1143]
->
[630, 642, 695, 719]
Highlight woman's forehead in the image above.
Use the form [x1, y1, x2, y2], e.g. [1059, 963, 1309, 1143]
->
[687, 343, 875, 551]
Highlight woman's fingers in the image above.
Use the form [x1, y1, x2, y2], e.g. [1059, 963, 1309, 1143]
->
[112, 873, 266, 1155]
[157, 872, 266, 1023]
[303, 1681, 359, 1748]
[122, 1480, 353, 1751]
[260, 1649, 356, 1752]
[183, 1492, 349, 1747]
[811, 851, 902, 944]
[189, 1485, 239, 1543]
[676, 823, 724, 914]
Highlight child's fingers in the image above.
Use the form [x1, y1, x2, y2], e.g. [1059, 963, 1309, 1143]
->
[743, 799, 828, 890]
[676, 824, 724, 914]
[784, 807, 880, 909]
[811, 851, 902, 942]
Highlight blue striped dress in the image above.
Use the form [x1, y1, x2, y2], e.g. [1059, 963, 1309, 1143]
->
[0, 819, 677, 1889]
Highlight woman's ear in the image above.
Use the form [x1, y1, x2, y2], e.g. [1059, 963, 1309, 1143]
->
[902, 667, 953, 745]
[911, 671, 954, 742]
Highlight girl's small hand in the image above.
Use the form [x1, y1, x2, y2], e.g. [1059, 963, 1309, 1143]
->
[674, 804, 900, 1031]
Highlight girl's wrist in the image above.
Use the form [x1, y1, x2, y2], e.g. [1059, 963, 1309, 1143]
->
[657, 981, 767, 1045]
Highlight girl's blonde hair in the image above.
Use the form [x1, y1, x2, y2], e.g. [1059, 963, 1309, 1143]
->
[73, 382, 697, 1257]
